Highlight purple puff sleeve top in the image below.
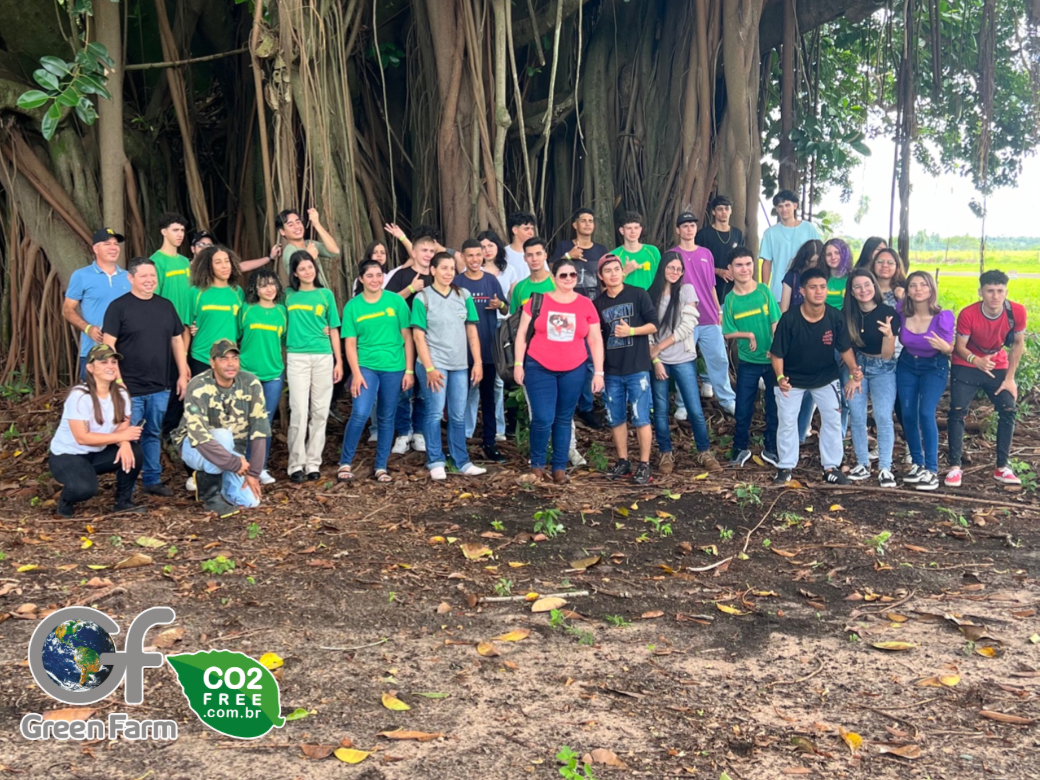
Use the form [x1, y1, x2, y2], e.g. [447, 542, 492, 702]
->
[897, 306, 954, 357]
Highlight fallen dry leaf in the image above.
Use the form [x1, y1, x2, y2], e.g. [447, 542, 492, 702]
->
[839, 726, 862, 753]
[378, 730, 443, 742]
[85, 577, 113, 588]
[976, 645, 1003, 658]
[113, 553, 152, 570]
[436, 602, 451, 614]
[532, 596, 567, 613]
[716, 603, 750, 616]
[790, 736, 817, 753]
[381, 693, 410, 711]
[588, 748, 628, 768]
[334, 748, 370, 763]
[301, 744, 335, 760]
[979, 709, 1035, 725]
[917, 675, 959, 688]
[152, 627, 186, 649]
[876, 743, 922, 759]
[259, 652, 283, 670]
[42, 708, 96, 721]
[781, 768, 811, 776]
[476, 641, 500, 657]
[460, 542, 492, 560]
[491, 629, 530, 642]
[135, 536, 165, 549]
[871, 641, 916, 651]
[570, 555, 601, 570]
[640, 610, 664, 619]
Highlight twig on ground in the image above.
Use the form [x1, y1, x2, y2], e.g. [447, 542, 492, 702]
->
[767, 658, 826, 688]
[200, 627, 271, 645]
[318, 637, 389, 651]
[481, 590, 589, 603]
[741, 492, 787, 554]
[807, 482, 1033, 509]
[688, 557, 733, 573]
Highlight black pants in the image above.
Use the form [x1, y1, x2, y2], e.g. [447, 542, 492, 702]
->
[948, 364, 1016, 468]
[477, 363, 497, 449]
[50, 443, 142, 507]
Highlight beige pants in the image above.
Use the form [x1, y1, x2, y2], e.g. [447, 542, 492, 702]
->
[286, 352, 334, 474]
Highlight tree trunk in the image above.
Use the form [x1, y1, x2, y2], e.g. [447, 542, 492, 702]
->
[96, 0, 127, 236]
[779, 0, 798, 193]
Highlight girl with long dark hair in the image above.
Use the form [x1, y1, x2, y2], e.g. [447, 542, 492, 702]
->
[188, 245, 245, 375]
[780, 239, 824, 313]
[856, 236, 887, 268]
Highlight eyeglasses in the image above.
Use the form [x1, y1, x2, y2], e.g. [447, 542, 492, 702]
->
[556, 272, 577, 279]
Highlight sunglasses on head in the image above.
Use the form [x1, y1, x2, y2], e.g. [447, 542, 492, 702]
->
[557, 271, 577, 279]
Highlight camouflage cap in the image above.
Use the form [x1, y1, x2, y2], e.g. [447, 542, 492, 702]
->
[209, 339, 240, 360]
[86, 344, 123, 363]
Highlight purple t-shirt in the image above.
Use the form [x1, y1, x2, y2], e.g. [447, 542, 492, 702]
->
[897, 307, 955, 358]
[671, 246, 719, 326]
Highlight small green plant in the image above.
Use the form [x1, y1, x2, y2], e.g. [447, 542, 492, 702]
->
[246, 522, 263, 540]
[200, 555, 235, 575]
[162, 565, 172, 575]
[0, 370, 33, 400]
[556, 746, 598, 780]
[108, 535, 123, 547]
[604, 614, 631, 628]
[167, 545, 178, 559]
[0, 550, 6, 561]
[493, 578, 513, 597]
[548, 608, 595, 645]
[867, 530, 892, 555]
[635, 532, 650, 543]
[762, 538, 772, 548]
[735, 482, 762, 507]
[246, 576, 256, 585]
[1008, 459, 1037, 492]
[719, 527, 734, 542]
[962, 640, 976, 657]
[548, 609, 567, 629]
[29, 496, 41, 507]
[3, 423, 20, 441]
[586, 442, 609, 472]
[490, 519, 505, 532]
[643, 516, 672, 537]
[778, 510, 804, 526]
[534, 507, 564, 538]
[937, 506, 969, 527]
[388, 591, 397, 603]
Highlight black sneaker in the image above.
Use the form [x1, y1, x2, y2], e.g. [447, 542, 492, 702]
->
[632, 461, 652, 485]
[290, 471, 307, 483]
[915, 469, 940, 491]
[761, 451, 780, 468]
[56, 498, 74, 519]
[307, 471, 321, 481]
[729, 449, 752, 468]
[576, 409, 604, 430]
[903, 464, 924, 484]
[142, 483, 173, 497]
[482, 445, 508, 464]
[823, 468, 850, 485]
[112, 500, 146, 514]
[773, 468, 792, 484]
[606, 459, 632, 480]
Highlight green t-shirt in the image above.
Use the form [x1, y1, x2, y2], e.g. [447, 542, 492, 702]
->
[341, 292, 411, 372]
[827, 275, 847, 310]
[152, 250, 192, 324]
[509, 275, 556, 313]
[189, 285, 244, 363]
[285, 287, 340, 354]
[722, 282, 781, 365]
[239, 303, 287, 381]
[612, 244, 661, 290]
[281, 242, 335, 288]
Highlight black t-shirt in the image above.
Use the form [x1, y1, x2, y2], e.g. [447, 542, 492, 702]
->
[550, 240, 608, 301]
[594, 285, 659, 376]
[102, 292, 185, 396]
[696, 225, 745, 303]
[850, 302, 900, 355]
[385, 267, 434, 309]
[770, 304, 851, 389]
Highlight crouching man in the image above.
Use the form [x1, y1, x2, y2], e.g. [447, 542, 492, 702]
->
[173, 339, 270, 516]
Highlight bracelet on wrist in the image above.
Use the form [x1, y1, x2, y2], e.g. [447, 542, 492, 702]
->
[594, 371, 604, 376]
[405, 370, 414, 375]
[425, 366, 436, 373]
[776, 374, 787, 382]
[513, 362, 522, 367]
[83, 323, 91, 334]
[651, 358, 661, 365]
[407, 284, 415, 294]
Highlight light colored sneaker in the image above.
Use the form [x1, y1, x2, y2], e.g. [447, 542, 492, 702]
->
[259, 470, 276, 485]
[569, 447, 587, 467]
[878, 469, 897, 488]
[495, 433, 507, 442]
[700, 382, 714, 399]
[993, 466, 1022, 485]
[915, 469, 940, 491]
[659, 451, 675, 475]
[868, 448, 879, 461]
[460, 463, 487, 476]
[944, 467, 963, 487]
[391, 435, 411, 455]
[367, 430, 378, 443]
[673, 407, 688, 422]
[411, 434, 426, 453]
[721, 403, 736, 416]
[847, 464, 871, 481]
[185, 476, 196, 493]
[430, 466, 447, 481]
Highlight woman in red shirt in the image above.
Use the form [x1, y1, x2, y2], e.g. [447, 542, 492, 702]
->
[513, 258, 604, 483]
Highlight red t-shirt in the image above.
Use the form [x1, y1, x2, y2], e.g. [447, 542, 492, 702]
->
[952, 301, 1027, 370]
[524, 294, 600, 372]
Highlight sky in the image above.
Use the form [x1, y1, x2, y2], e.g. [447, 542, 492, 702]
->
[793, 138, 1040, 240]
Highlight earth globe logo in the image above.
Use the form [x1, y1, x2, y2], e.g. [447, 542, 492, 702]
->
[41, 618, 117, 693]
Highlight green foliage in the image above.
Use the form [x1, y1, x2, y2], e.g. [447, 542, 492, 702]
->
[867, 530, 892, 556]
[200, 555, 235, 575]
[246, 522, 263, 540]
[0, 550, 7, 561]
[493, 578, 513, 597]
[556, 746, 597, 780]
[548, 609, 595, 646]
[534, 507, 564, 538]
[1008, 459, 1037, 493]
[604, 614, 631, 628]
[367, 42, 404, 68]
[642, 516, 672, 537]
[735, 482, 762, 508]
[586, 442, 609, 472]
[719, 527, 734, 542]
[18, 43, 115, 140]
[0, 370, 34, 401]
[937, 506, 969, 528]
[490, 519, 505, 532]
[3, 424, 19, 441]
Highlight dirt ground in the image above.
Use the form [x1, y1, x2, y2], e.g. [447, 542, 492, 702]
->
[0, 391, 1038, 779]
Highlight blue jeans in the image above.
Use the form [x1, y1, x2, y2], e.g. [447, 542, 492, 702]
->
[695, 325, 735, 411]
[340, 368, 403, 471]
[849, 354, 897, 470]
[652, 361, 710, 453]
[252, 376, 283, 472]
[419, 368, 472, 471]
[131, 389, 171, 487]
[578, 348, 595, 413]
[733, 361, 778, 455]
[78, 355, 88, 382]
[395, 382, 425, 438]
[181, 428, 260, 508]
[466, 374, 506, 438]
[896, 352, 949, 473]
[603, 372, 652, 428]
[525, 357, 585, 471]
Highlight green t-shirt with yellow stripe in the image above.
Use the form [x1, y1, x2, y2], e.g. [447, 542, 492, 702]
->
[285, 287, 340, 354]
[722, 282, 780, 365]
[189, 285, 244, 363]
[341, 291, 411, 372]
[152, 250, 192, 324]
[239, 303, 287, 381]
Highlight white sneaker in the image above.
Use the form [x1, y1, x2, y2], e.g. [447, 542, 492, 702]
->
[569, 447, 587, 467]
[868, 448, 879, 461]
[367, 430, 378, 443]
[673, 407, 688, 422]
[460, 463, 486, 476]
[847, 464, 871, 481]
[758, 377, 766, 391]
[411, 434, 426, 453]
[700, 382, 714, 399]
[259, 470, 276, 485]
[185, 476, 196, 493]
[430, 466, 447, 481]
[391, 435, 411, 455]
[495, 433, 507, 442]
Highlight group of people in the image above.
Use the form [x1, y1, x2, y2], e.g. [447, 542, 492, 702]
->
[48, 191, 1027, 518]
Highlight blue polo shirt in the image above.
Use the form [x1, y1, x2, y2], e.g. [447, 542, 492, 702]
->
[66, 261, 132, 357]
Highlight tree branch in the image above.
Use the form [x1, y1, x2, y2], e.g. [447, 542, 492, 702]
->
[760, 0, 886, 53]
[125, 46, 249, 71]
[513, 0, 594, 48]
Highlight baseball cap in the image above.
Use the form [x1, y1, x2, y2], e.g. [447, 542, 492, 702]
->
[86, 344, 122, 363]
[597, 253, 622, 275]
[675, 212, 698, 227]
[92, 227, 126, 244]
[209, 339, 241, 360]
[191, 230, 216, 247]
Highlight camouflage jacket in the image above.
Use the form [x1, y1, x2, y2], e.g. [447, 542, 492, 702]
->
[173, 369, 271, 452]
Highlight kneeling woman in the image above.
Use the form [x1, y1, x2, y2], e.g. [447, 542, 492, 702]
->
[338, 260, 415, 482]
[411, 252, 487, 480]
[49, 345, 143, 518]
[514, 258, 604, 484]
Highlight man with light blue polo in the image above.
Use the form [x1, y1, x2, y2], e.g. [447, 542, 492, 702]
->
[759, 190, 821, 303]
[62, 228, 133, 380]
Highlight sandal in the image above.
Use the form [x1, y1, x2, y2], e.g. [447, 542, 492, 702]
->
[336, 465, 353, 482]
[374, 469, 392, 483]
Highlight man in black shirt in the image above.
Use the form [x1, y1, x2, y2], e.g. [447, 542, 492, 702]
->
[594, 255, 659, 484]
[103, 257, 189, 496]
[770, 268, 861, 485]
[696, 195, 745, 304]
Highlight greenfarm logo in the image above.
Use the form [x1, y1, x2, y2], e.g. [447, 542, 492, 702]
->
[21, 606, 284, 741]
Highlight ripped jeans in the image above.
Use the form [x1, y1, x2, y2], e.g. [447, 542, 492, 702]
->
[948, 364, 1016, 468]
[603, 371, 652, 429]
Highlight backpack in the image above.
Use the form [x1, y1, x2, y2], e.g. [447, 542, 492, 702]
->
[494, 293, 543, 388]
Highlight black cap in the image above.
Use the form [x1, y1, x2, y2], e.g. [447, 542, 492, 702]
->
[191, 230, 216, 247]
[675, 212, 698, 227]
[92, 227, 125, 244]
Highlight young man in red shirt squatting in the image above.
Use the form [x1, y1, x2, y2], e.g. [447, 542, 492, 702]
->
[944, 269, 1028, 487]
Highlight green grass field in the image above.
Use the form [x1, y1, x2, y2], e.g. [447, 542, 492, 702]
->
[908, 248, 1039, 276]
